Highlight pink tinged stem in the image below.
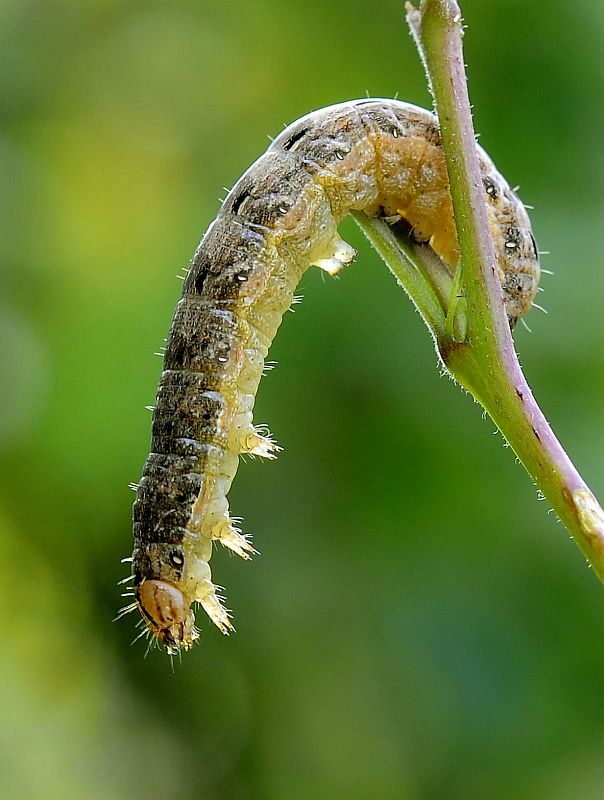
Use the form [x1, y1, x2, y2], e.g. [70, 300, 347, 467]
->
[400, 1, 604, 579]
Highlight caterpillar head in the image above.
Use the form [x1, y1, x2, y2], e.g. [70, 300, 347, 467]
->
[132, 543, 199, 653]
[136, 578, 199, 654]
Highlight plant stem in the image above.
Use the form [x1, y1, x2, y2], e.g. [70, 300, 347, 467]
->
[351, 213, 448, 336]
[358, 1, 604, 579]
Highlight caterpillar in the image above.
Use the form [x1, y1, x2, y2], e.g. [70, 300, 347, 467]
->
[121, 99, 540, 653]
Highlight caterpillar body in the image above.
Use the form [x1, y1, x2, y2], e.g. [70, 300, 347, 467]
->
[124, 99, 540, 653]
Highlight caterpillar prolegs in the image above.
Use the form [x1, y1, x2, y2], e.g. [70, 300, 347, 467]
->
[124, 99, 540, 653]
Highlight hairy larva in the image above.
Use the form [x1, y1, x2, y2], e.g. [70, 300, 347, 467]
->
[123, 99, 540, 654]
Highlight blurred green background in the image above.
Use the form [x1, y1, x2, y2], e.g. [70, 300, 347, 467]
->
[1, 1, 603, 798]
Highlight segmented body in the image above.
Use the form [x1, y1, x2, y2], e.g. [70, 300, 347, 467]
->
[126, 99, 540, 653]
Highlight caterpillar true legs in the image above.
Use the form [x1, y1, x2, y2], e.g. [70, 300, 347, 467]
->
[125, 99, 540, 653]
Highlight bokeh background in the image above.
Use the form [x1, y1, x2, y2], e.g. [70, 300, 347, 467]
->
[1, 1, 603, 798]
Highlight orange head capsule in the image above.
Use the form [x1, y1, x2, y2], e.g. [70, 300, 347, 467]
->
[136, 579, 199, 653]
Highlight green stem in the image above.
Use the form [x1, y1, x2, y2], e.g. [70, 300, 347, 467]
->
[362, 0, 604, 580]
[351, 212, 447, 336]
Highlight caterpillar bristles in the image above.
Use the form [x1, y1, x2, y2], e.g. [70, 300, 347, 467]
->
[127, 99, 540, 655]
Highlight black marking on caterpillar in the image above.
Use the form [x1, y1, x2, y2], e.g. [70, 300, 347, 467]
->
[124, 99, 540, 654]
[282, 126, 310, 151]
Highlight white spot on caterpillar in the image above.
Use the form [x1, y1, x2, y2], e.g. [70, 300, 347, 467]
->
[312, 234, 357, 276]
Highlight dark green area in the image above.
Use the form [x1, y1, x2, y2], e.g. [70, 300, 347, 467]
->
[1, 2, 602, 798]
